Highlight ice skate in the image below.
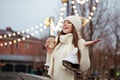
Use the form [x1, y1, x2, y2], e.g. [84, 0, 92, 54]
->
[44, 62, 50, 68]
[44, 52, 52, 68]
[62, 48, 80, 74]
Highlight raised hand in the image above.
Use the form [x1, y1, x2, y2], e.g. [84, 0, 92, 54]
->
[92, 39, 101, 44]
[84, 39, 101, 47]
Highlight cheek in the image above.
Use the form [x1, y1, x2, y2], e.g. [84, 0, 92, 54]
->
[64, 27, 72, 33]
[67, 26, 72, 33]
[69, 27, 73, 32]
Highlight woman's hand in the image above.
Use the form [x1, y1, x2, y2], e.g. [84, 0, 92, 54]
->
[45, 37, 56, 53]
[84, 39, 101, 47]
[45, 42, 55, 53]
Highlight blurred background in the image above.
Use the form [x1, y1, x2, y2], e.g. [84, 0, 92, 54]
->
[0, 0, 120, 79]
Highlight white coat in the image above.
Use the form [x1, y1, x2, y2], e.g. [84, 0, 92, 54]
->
[48, 33, 90, 80]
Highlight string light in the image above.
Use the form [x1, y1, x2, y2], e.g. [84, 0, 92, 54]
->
[72, 0, 79, 16]
[0, 0, 99, 47]
[18, 38, 21, 42]
[72, 0, 75, 4]
[35, 31, 38, 34]
[35, 25, 38, 29]
[4, 42, 7, 46]
[31, 27, 34, 30]
[86, 19, 90, 22]
[87, 0, 99, 20]
[4, 35, 7, 38]
[40, 23, 43, 27]
[0, 22, 46, 48]
[60, 13, 64, 16]
[13, 40, 17, 43]
[90, 12, 94, 16]
[0, 43, 3, 47]
[0, 3, 67, 40]
[40, 28, 43, 32]
[0, 25, 46, 46]
[8, 34, 12, 37]
[72, 0, 99, 23]
[17, 32, 20, 35]
[13, 33, 16, 36]
[31, 33, 34, 36]
[9, 41, 12, 45]
[26, 35, 30, 38]
[22, 37, 26, 40]
[96, 0, 99, 3]
[22, 30, 25, 33]
[26, 29, 30, 32]
[54, 2, 67, 33]
[88, 16, 92, 20]
[44, 26, 47, 29]
[76, 0, 87, 4]
[92, 6, 96, 11]
[0, 35, 2, 39]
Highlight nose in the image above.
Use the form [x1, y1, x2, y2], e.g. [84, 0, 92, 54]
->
[63, 21, 67, 26]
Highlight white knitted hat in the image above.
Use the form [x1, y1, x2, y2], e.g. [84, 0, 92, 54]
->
[64, 15, 87, 33]
[64, 15, 82, 32]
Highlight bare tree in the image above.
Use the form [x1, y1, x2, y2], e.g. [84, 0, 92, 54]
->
[81, 0, 120, 78]
[110, 13, 120, 75]
[67, 0, 120, 79]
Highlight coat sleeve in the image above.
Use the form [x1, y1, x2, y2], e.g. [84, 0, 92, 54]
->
[78, 39, 90, 72]
[48, 53, 54, 77]
[45, 52, 52, 66]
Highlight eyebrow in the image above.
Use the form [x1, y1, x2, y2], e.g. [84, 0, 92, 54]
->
[64, 20, 71, 23]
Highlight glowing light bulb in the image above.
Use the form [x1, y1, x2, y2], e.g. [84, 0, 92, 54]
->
[0, 35, 3, 39]
[92, 6, 96, 10]
[90, 12, 94, 16]
[4, 35, 7, 38]
[13, 40, 16, 43]
[18, 38, 21, 42]
[9, 41, 12, 45]
[4, 42, 7, 45]
[0, 43, 3, 47]
[76, 0, 86, 4]
[27, 35, 30, 38]
[13, 33, 16, 36]
[17, 32, 20, 35]
[22, 37, 26, 40]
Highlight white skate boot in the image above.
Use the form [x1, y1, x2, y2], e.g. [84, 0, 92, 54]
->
[44, 63, 50, 68]
[62, 48, 80, 74]
[44, 53, 51, 68]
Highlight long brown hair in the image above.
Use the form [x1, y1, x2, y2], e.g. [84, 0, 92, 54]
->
[56, 24, 81, 63]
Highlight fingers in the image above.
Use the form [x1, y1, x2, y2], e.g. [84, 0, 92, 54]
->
[93, 39, 101, 44]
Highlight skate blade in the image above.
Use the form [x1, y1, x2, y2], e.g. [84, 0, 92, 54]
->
[62, 60, 80, 74]
[62, 60, 79, 68]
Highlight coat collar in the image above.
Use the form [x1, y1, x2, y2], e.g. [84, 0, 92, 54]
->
[60, 33, 73, 44]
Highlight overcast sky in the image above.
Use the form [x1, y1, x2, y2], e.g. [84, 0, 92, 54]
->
[0, 0, 63, 38]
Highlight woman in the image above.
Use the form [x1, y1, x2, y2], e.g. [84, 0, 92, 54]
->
[46, 15, 100, 80]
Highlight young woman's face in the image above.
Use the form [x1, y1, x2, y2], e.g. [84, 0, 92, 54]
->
[62, 20, 73, 34]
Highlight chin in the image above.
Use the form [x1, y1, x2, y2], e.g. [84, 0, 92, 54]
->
[63, 31, 69, 34]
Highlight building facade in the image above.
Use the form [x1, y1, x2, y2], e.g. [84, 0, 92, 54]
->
[0, 27, 46, 73]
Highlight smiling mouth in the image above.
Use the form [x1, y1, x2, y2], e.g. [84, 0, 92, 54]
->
[63, 27, 69, 29]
